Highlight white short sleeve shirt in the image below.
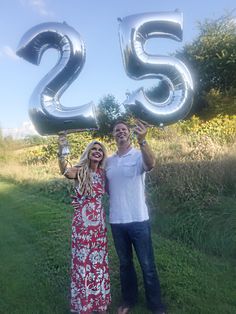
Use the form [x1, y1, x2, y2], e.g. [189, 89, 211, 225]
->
[105, 148, 149, 224]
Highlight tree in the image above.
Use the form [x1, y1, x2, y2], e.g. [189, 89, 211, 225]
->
[95, 94, 123, 137]
[24, 134, 47, 146]
[145, 80, 171, 103]
[176, 13, 236, 95]
[174, 13, 236, 117]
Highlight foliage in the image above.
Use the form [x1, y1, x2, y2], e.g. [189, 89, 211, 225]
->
[176, 13, 236, 94]
[22, 132, 118, 165]
[178, 114, 236, 144]
[145, 80, 171, 103]
[0, 132, 24, 162]
[204, 89, 236, 117]
[2, 124, 235, 260]
[22, 132, 95, 164]
[175, 13, 236, 118]
[147, 150, 236, 210]
[95, 94, 123, 137]
[20, 145, 49, 164]
[23, 134, 48, 146]
[147, 152, 236, 258]
[145, 132, 236, 258]
[151, 197, 236, 259]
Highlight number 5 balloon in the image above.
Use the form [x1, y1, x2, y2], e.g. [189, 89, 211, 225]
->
[16, 22, 98, 135]
[118, 11, 194, 126]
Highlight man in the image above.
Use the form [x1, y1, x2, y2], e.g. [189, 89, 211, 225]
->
[106, 120, 166, 314]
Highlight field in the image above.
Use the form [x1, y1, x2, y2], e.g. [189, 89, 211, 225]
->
[0, 122, 236, 314]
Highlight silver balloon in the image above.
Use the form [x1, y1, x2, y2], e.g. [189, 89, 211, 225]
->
[16, 22, 98, 135]
[118, 11, 194, 126]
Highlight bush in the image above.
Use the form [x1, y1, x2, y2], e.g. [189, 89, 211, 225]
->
[178, 114, 236, 144]
[145, 134, 236, 258]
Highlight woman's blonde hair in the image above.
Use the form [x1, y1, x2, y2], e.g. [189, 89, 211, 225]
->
[75, 141, 107, 195]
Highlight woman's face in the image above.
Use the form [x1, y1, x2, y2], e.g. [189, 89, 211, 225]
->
[89, 143, 104, 163]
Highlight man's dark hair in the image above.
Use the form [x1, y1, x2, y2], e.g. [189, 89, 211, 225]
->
[112, 120, 130, 131]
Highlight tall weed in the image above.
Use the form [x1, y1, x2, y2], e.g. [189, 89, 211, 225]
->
[1, 126, 235, 258]
[145, 132, 236, 258]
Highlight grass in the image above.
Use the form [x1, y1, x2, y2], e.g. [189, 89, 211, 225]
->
[150, 195, 236, 259]
[1, 180, 236, 314]
[0, 180, 71, 313]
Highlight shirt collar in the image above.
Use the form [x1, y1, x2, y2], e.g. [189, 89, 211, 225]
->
[115, 146, 134, 157]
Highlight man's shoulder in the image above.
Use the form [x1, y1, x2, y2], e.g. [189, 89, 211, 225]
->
[105, 153, 116, 167]
[107, 153, 116, 160]
[131, 147, 141, 154]
[130, 147, 142, 158]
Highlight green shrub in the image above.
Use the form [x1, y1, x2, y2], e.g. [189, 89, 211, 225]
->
[178, 114, 236, 144]
[22, 132, 117, 165]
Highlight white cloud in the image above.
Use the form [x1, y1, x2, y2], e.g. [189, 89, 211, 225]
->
[2, 121, 39, 139]
[1, 46, 19, 61]
[20, 0, 54, 17]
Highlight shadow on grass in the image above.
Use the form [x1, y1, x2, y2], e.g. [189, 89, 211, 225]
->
[0, 180, 71, 313]
[0, 179, 236, 313]
[146, 157, 236, 259]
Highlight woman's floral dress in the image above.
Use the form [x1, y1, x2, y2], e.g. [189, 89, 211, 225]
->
[70, 168, 111, 313]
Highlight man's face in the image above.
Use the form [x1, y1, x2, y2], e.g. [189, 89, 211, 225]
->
[113, 123, 130, 145]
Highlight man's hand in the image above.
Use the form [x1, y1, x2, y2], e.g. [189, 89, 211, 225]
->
[133, 120, 147, 143]
[133, 120, 155, 170]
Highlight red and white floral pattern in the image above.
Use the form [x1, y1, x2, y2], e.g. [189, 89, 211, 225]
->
[70, 169, 111, 313]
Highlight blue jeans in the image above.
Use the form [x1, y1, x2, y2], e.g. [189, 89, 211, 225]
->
[111, 220, 165, 311]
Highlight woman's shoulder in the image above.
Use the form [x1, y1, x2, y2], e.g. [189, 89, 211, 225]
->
[97, 167, 105, 179]
[98, 167, 105, 174]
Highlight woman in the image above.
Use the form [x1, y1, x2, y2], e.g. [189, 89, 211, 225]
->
[58, 136, 111, 314]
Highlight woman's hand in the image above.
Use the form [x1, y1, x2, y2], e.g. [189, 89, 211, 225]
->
[58, 132, 70, 157]
[58, 132, 67, 146]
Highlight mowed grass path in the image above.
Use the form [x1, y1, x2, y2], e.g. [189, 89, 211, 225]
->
[0, 180, 71, 314]
[0, 179, 236, 314]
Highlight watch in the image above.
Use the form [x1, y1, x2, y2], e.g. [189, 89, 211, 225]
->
[138, 139, 147, 147]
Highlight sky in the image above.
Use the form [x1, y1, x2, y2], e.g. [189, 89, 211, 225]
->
[0, 0, 235, 137]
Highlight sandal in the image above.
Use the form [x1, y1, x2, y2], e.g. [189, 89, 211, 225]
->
[117, 304, 132, 314]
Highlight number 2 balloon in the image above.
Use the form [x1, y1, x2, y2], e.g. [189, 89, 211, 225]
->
[16, 22, 98, 135]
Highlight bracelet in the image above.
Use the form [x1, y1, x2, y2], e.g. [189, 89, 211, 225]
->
[62, 168, 69, 176]
[138, 139, 147, 147]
